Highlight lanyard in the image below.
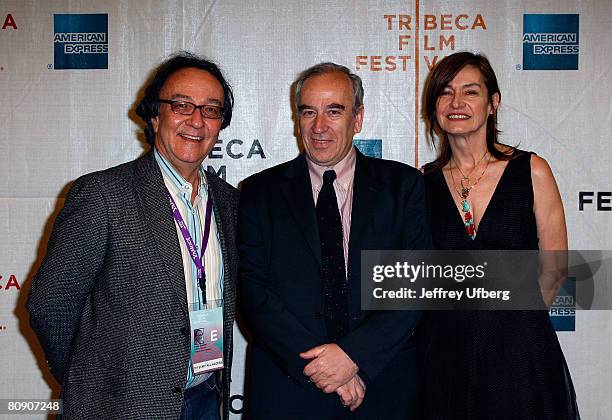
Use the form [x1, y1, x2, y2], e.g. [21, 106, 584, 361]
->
[166, 189, 214, 306]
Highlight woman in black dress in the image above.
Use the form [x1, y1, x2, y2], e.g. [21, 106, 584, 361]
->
[418, 52, 579, 419]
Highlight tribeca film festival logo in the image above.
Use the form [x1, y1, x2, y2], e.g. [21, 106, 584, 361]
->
[1, 13, 17, 73]
[205, 138, 266, 180]
[53, 13, 108, 70]
[0, 274, 21, 292]
[2, 13, 17, 30]
[0, 274, 23, 334]
[356, 12, 487, 72]
[522, 14, 579, 70]
[0, 273, 21, 336]
[579, 191, 611, 211]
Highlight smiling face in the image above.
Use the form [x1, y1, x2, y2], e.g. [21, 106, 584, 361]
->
[435, 65, 499, 140]
[151, 67, 224, 180]
[298, 71, 363, 167]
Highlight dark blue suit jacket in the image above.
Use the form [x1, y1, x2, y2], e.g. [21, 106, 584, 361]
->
[238, 150, 431, 419]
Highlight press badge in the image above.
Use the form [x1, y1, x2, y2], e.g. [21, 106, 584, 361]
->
[189, 300, 224, 375]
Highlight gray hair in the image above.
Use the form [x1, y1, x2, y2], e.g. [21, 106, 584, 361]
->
[295, 62, 364, 116]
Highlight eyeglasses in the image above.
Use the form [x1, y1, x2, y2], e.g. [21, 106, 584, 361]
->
[158, 99, 224, 119]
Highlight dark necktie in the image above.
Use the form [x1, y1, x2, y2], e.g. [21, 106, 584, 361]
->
[316, 170, 349, 342]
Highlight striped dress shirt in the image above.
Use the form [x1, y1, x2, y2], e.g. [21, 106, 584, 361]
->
[154, 148, 223, 389]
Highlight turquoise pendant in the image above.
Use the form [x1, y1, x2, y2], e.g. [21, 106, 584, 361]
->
[462, 200, 470, 212]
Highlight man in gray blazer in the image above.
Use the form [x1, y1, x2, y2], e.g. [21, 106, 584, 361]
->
[27, 52, 238, 420]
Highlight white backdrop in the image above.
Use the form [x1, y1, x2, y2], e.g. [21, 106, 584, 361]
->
[1, 0, 611, 418]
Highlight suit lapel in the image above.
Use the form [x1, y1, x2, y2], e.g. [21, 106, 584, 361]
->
[280, 155, 322, 265]
[348, 152, 383, 274]
[134, 152, 188, 316]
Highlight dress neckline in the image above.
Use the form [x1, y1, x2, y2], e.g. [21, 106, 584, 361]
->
[440, 157, 515, 241]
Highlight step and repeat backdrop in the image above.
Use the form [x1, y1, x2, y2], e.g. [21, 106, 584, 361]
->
[1, 0, 611, 418]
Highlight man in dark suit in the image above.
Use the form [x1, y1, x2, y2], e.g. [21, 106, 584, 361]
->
[27, 52, 238, 419]
[239, 63, 431, 419]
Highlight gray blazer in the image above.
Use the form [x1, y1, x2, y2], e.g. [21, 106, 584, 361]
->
[27, 151, 239, 419]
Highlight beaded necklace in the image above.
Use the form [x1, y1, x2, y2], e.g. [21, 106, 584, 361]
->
[449, 152, 490, 239]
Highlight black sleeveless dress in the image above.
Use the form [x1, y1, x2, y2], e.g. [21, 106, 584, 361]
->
[418, 150, 578, 419]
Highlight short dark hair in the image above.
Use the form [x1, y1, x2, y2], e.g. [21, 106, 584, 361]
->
[423, 51, 509, 171]
[136, 51, 234, 146]
[295, 62, 364, 116]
